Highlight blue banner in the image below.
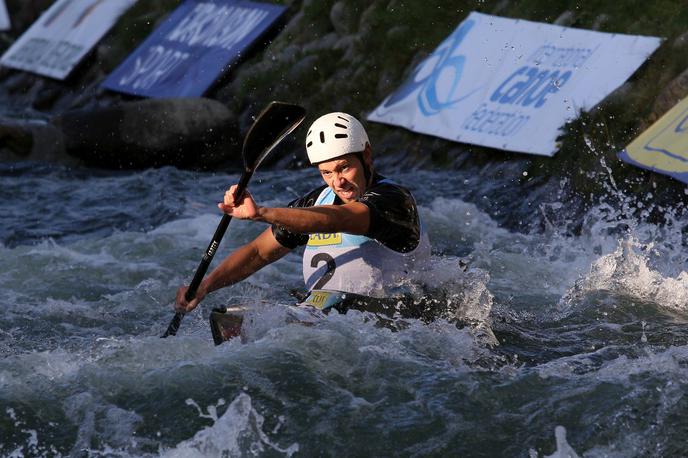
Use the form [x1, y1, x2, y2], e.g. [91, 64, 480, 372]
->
[101, 0, 286, 98]
[0, 0, 9, 31]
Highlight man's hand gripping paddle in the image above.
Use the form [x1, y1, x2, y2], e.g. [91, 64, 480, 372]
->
[161, 101, 306, 338]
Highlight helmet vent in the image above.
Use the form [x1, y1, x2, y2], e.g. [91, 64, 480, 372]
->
[334, 123, 347, 129]
[335, 134, 348, 138]
[306, 141, 313, 148]
[319, 131, 325, 143]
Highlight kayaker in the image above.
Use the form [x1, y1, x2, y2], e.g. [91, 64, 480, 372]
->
[175, 112, 431, 318]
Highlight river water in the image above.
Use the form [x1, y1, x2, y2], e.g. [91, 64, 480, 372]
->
[1, 159, 688, 457]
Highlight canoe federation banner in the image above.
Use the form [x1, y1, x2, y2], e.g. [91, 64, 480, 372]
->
[368, 12, 661, 157]
[619, 96, 688, 184]
[0, 0, 9, 31]
[101, 0, 287, 98]
[0, 0, 137, 80]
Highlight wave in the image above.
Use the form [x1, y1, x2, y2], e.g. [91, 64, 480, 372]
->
[559, 238, 688, 313]
[162, 394, 298, 457]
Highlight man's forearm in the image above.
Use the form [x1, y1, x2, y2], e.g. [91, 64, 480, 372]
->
[201, 243, 266, 295]
[201, 230, 289, 296]
[254, 204, 369, 235]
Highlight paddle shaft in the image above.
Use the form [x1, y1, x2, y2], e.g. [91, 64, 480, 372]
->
[162, 170, 252, 337]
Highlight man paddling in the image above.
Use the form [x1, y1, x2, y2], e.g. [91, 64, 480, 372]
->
[175, 112, 430, 319]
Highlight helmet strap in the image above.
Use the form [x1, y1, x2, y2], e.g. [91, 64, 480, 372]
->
[355, 152, 372, 187]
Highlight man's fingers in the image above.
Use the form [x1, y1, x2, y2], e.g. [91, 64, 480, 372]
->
[175, 297, 198, 313]
[224, 189, 235, 205]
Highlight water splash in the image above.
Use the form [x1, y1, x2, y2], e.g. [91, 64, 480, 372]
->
[415, 256, 496, 344]
[559, 238, 688, 312]
[5, 163, 688, 455]
[0, 408, 60, 458]
[529, 425, 581, 458]
[162, 393, 298, 457]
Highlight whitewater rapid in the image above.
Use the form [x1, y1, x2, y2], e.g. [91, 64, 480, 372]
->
[2, 162, 688, 456]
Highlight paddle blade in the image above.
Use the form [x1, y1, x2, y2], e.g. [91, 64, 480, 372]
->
[242, 102, 306, 171]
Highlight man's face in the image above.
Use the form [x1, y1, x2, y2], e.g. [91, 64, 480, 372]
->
[317, 153, 368, 203]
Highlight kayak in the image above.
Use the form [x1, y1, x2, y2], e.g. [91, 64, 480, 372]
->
[209, 289, 426, 345]
[209, 263, 495, 346]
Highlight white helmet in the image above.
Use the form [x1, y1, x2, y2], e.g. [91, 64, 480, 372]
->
[305, 112, 369, 164]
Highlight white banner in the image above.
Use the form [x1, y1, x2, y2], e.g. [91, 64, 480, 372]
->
[368, 12, 661, 156]
[0, 0, 9, 31]
[0, 0, 137, 79]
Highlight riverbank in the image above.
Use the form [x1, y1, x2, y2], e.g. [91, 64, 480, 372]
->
[1, 0, 687, 216]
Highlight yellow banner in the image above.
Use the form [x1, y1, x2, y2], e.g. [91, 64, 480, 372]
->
[620, 96, 688, 182]
[307, 233, 342, 246]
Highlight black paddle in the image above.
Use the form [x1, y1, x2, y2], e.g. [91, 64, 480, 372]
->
[161, 101, 306, 338]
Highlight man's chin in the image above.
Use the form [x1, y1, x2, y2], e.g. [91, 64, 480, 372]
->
[336, 189, 357, 202]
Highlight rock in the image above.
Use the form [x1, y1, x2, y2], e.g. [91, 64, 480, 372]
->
[385, 25, 409, 43]
[673, 31, 688, 49]
[358, 3, 379, 37]
[591, 14, 609, 31]
[52, 98, 240, 169]
[385, 0, 402, 13]
[0, 117, 74, 164]
[302, 32, 338, 54]
[274, 44, 300, 64]
[0, 120, 33, 157]
[277, 10, 305, 39]
[32, 81, 64, 111]
[285, 54, 319, 82]
[330, 2, 358, 36]
[3, 0, 53, 33]
[553, 11, 574, 26]
[491, 0, 510, 15]
[3, 71, 36, 93]
[336, 33, 359, 56]
[376, 67, 399, 99]
[647, 66, 688, 125]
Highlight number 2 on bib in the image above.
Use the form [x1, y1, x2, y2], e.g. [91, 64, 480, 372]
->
[310, 253, 336, 289]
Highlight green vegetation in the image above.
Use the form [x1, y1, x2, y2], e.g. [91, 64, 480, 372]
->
[214, 0, 688, 205]
[98, 0, 181, 73]
[210, 0, 688, 200]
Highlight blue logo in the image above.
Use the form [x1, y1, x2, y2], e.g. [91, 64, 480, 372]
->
[383, 19, 475, 116]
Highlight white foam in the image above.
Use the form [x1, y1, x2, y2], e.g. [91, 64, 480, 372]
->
[239, 303, 499, 374]
[0, 349, 83, 391]
[422, 191, 688, 316]
[418, 257, 493, 320]
[535, 344, 688, 388]
[1, 408, 58, 458]
[422, 197, 513, 249]
[63, 391, 143, 455]
[594, 346, 688, 383]
[27, 238, 120, 267]
[421, 197, 598, 299]
[148, 214, 220, 240]
[529, 425, 581, 458]
[560, 238, 688, 312]
[162, 393, 298, 457]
